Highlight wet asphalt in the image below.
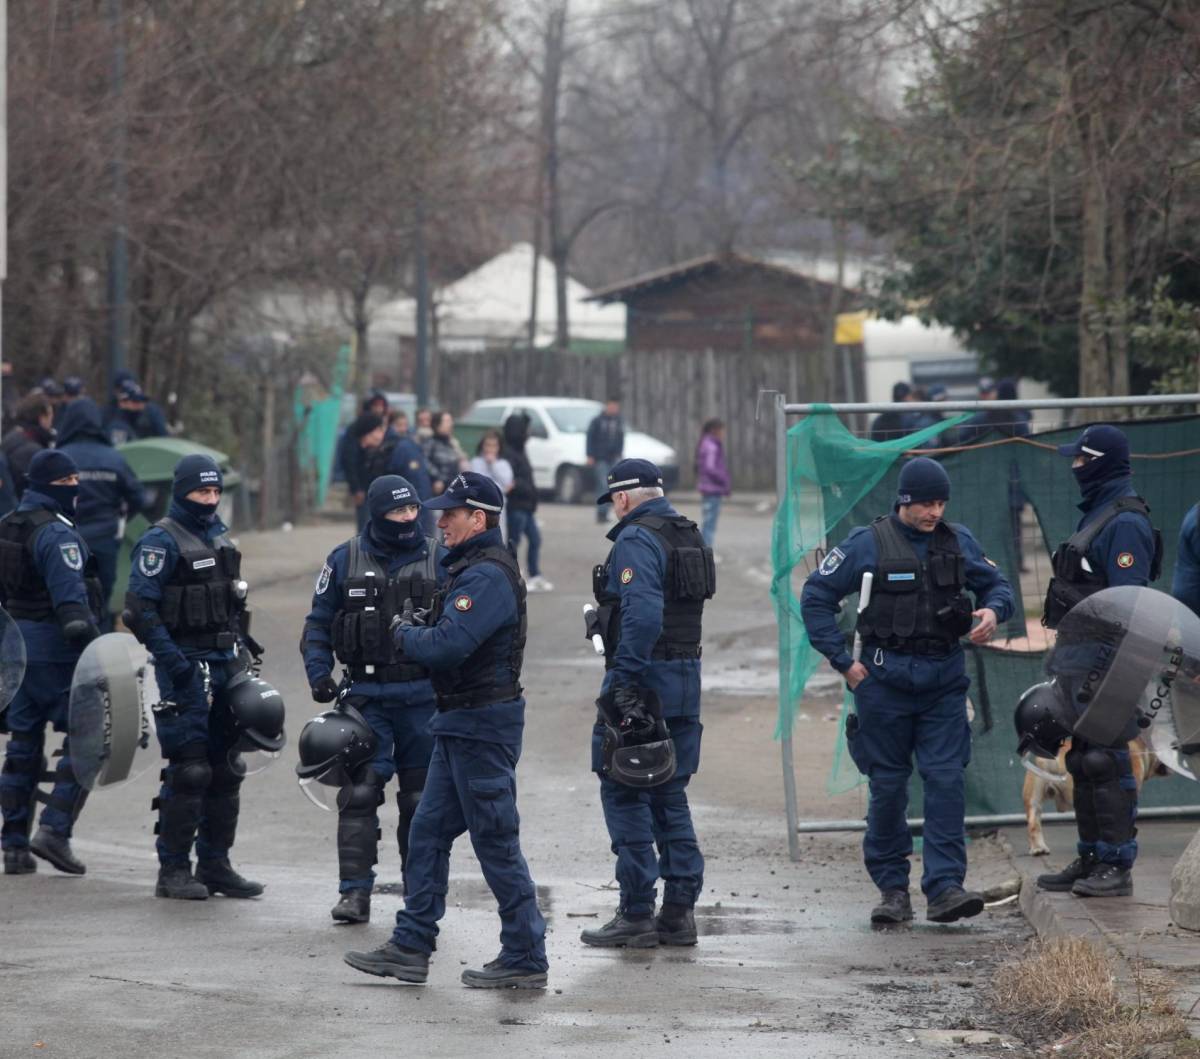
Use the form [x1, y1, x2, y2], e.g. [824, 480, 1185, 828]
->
[0, 501, 1032, 1058]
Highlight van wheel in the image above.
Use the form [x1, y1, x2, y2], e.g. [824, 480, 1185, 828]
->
[555, 465, 586, 505]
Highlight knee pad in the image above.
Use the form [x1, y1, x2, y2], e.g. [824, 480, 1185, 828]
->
[341, 769, 385, 816]
[2, 733, 44, 776]
[168, 756, 213, 796]
[396, 789, 422, 822]
[398, 767, 427, 794]
[1080, 749, 1120, 783]
[208, 756, 244, 797]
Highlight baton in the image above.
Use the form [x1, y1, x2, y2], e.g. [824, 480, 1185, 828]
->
[851, 572, 875, 664]
[582, 604, 605, 655]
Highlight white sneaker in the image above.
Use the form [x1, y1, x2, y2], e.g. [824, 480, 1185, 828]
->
[526, 575, 555, 593]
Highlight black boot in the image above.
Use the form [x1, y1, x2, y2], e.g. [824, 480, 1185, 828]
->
[155, 863, 209, 900]
[30, 827, 86, 875]
[870, 889, 913, 925]
[926, 885, 984, 923]
[580, 910, 659, 948]
[461, 958, 547, 990]
[332, 889, 371, 924]
[656, 902, 698, 945]
[195, 857, 264, 898]
[1072, 863, 1132, 897]
[1037, 853, 1098, 892]
[343, 942, 429, 983]
[3, 848, 36, 874]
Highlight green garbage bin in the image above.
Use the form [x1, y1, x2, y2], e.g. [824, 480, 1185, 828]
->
[110, 438, 242, 620]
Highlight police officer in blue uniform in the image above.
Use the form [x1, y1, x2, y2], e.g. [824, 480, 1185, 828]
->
[0, 450, 103, 876]
[580, 458, 715, 948]
[1172, 502, 1200, 618]
[1034, 425, 1160, 898]
[301, 475, 445, 924]
[125, 454, 264, 901]
[56, 398, 146, 630]
[800, 457, 1014, 925]
[344, 472, 548, 989]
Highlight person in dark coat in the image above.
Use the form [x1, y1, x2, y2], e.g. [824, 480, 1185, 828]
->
[502, 413, 552, 592]
[869, 383, 919, 442]
[1, 394, 55, 499]
[586, 399, 625, 524]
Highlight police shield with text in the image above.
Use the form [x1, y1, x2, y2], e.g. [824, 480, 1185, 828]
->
[581, 458, 715, 949]
[0, 450, 103, 876]
[125, 454, 284, 900]
[343, 472, 548, 990]
[1031, 425, 1161, 898]
[300, 475, 444, 924]
[801, 457, 1015, 925]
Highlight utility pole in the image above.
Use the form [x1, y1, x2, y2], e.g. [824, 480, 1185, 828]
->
[108, 0, 130, 389]
[414, 196, 430, 408]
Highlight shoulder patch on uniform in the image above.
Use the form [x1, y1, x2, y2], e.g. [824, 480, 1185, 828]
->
[409, 460, 420, 471]
[819, 547, 845, 576]
[454, 594, 473, 612]
[59, 542, 83, 571]
[1117, 552, 1135, 569]
[138, 545, 167, 577]
[620, 567, 634, 585]
[316, 563, 332, 594]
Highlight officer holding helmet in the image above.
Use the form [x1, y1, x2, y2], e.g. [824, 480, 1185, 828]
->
[1032, 424, 1160, 898]
[800, 457, 1014, 925]
[0, 450, 102, 876]
[300, 475, 446, 924]
[343, 471, 547, 990]
[126, 454, 283, 901]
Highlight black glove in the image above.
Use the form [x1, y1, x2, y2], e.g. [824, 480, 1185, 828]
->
[390, 598, 428, 638]
[311, 675, 340, 704]
[613, 686, 655, 737]
[62, 619, 101, 649]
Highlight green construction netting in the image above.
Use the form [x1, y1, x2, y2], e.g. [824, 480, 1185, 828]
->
[771, 408, 1200, 816]
[295, 344, 351, 507]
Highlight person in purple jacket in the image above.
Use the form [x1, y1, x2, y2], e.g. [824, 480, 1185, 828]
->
[695, 419, 730, 551]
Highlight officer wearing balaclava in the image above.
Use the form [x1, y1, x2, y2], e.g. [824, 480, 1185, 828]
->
[1037, 425, 1161, 898]
[301, 475, 446, 924]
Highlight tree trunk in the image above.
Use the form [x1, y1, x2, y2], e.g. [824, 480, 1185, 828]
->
[543, 3, 567, 351]
[1107, 188, 1130, 396]
[258, 374, 275, 532]
[1077, 112, 1109, 406]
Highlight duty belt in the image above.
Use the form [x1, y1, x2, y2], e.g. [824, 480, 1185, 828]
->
[173, 630, 236, 651]
[651, 643, 702, 661]
[437, 682, 521, 711]
[347, 662, 430, 684]
[865, 637, 958, 658]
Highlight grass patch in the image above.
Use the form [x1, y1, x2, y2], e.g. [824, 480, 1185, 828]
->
[993, 939, 1196, 1058]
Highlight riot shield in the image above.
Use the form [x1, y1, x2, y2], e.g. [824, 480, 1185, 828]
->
[1046, 586, 1198, 746]
[68, 632, 154, 790]
[0, 605, 26, 715]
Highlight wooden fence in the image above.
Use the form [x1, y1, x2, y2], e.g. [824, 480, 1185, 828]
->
[437, 347, 838, 490]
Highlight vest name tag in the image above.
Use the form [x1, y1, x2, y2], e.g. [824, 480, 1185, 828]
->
[887, 572, 916, 581]
[192, 557, 217, 570]
[348, 588, 367, 597]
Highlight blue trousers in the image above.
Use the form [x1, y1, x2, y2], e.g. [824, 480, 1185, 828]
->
[699, 495, 722, 549]
[1, 663, 85, 848]
[391, 735, 547, 972]
[88, 539, 119, 632]
[506, 508, 541, 578]
[846, 650, 971, 900]
[592, 716, 704, 916]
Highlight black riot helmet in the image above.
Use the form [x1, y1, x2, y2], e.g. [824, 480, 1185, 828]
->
[598, 688, 677, 789]
[296, 705, 378, 811]
[223, 669, 287, 753]
[1014, 680, 1074, 759]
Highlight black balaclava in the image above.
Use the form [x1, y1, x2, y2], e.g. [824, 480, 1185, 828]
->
[1069, 426, 1132, 507]
[27, 449, 79, 514]
[366, 475, 422, 550]
[172, 453, 223, 525]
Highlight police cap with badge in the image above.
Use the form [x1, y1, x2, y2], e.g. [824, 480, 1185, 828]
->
[423, 471, 504, 514]
[596, 458, 663, 505]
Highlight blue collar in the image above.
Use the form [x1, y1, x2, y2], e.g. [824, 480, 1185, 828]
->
[443, 526, 504, 567]
[18, 489, 68, 517]
[607, 496, 673, 541]
[1078, 476, 1136, 517]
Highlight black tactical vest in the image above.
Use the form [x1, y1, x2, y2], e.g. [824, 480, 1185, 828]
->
[429, 543, 526, 710]
[1042, 496, 1162, 629]
[331, 535, 439, 682]
[856, 516, 974, 654]
[0, 509, 104, 622]
[155, 517, 243, 650]
[592, 511, 716, 669]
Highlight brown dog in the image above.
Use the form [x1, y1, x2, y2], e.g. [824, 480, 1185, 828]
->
[1023, 737, 1166, 855]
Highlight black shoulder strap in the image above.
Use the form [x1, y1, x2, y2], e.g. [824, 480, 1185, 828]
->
[346, 536, 386, 579]
[930, 520, 964, 556]
[2, 508, 59, 553]
[1068, 496, 1151, 555]
[155, 516, 212, 558]
[423, 536, 440, 581]
[869, 515, 916, 564]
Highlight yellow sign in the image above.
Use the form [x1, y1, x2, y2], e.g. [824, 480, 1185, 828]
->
[835, 311, 867, 345]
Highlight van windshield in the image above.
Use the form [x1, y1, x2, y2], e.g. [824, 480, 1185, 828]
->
[545, 403, 601, 434]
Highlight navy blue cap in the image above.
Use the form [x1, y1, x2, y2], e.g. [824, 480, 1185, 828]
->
[118, 378, 147, 401]
[423, 471, 504, 513]
[173, 454, 223, 499]
[63, 376, 84, 397]
[368, 475, 419, 518]
[1056, 424, 1129, 461]
[896, 456, 951, 506]
[28, 449, 78, 485]
[596, 458, 663, 505]
[38, 377, 64, 398]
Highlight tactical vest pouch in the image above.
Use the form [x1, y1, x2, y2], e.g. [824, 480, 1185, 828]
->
[929, 553, 965, 588]
[1043, 576, 1084, 630]
[0, 539, 29, 592]
[669, 547, 716, 601]
[592, 564, 607, 598]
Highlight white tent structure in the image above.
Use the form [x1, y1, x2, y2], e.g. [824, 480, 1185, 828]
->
[369, 242, 625, 353]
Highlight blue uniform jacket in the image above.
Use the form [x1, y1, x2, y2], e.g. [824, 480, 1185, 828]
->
[7, 491, 95, 663]
[800, 513, 1015, 673]
[303, 528, 448, 696]
[1073, 477, 1157, 589]
[387, 436, 435, 500]
[57, 399, 145, 544]
[395, 527, 525, 745]
[1173, 503, 1200, 617]
[598, 496, 701, 720]
[127, 502, 238, 678]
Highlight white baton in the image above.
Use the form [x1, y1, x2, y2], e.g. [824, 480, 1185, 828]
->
[851, 571, 875, 664]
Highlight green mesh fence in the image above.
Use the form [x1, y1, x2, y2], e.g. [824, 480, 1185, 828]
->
[771, 408, 1200, 816]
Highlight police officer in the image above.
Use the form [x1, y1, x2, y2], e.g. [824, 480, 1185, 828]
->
[0, 450, 102, 875]
[56, 398, 146, 630]
[580, 458, 714, 948]
[1172, 501, 1200, 618]
[800, 457, 1014, 925]
[301, 475, 445, 924]
[125, 454, 264, 901]
[1035, 424, 1160, 898]
[343, 472, 548, 989]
